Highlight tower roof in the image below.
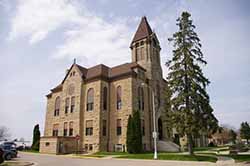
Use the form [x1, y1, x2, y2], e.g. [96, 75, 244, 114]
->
[131, 16, 153, 43]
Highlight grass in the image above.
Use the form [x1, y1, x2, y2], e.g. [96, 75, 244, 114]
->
[94, 151, 128, 156]
[91, 151, 218, 162]
[116, 153, 217, 163]
[194, 146, 229, 152]
[0, 161, 33, 166]
[220, 155, 250, 162]
[75, 154, 106, 158]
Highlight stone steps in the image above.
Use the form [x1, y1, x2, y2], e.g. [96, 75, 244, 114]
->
[157, 140, 180, 152]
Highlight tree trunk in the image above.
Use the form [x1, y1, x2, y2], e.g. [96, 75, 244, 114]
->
[187, 134, 194, 155]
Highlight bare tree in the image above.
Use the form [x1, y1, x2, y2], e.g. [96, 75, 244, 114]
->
[0, 126, 11, 140]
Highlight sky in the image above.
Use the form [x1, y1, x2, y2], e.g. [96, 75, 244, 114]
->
[0, 0, 249, 141]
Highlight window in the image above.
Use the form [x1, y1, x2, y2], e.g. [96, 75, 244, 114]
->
[45, 142, 50, 146]
[157, 84, 161, 108]
[153, 38, 157, 47]
[54, 97, 60, 116]
[142, 120, 145, 136]
[84, 144, 88, 151]
[116, 119, 122, 136]
[87, 88, 94, 111]
[140, 41, 144, 46]
[69, 121, 73, 136]
[89, 144, 93, 151]
[71, 96, 75, 113]
[65, 98, 69, 114]
[138, 87, 144, 111]
[86, 120, 93, 136]
[103, 87, 107, 110]
[116, 86, 122, 110]
[102, 120, 107, 136]
[52, 124, 59, 136]
[63, 122, 68, 136]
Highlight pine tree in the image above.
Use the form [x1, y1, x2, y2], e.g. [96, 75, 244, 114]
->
[166, 11, 218, 154]
[31, 124, 41, 151]
[240, 122, 250, 144]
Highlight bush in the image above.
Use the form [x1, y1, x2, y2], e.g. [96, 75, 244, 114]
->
[208, 142, 216, 147]
[0, 156, 3, 164]
[230, 143, 248, 152]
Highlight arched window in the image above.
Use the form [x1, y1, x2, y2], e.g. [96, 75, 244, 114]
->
[69, 121, 74, 136]
[157, 84, 161, 108]
[54, 97, 60, 116]
[63, 122, 68, 136]
[52, 124, 59, 136]
[141, 87, 144, 110]
[87, 88, 94, 111]
[116, 86, 122, 110]
[138, 87, 144, 111]
[65, 98, 69, 114]
[103, 87, 108, 110]
[71, 96, 75, 113]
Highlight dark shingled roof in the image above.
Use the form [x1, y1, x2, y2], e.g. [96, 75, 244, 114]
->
[131, 16, 153, 43]
[50, 62, 146, 94]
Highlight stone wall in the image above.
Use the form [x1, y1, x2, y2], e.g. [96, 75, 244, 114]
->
[40, 137, 77, 154]
[82, 80, 102, 152]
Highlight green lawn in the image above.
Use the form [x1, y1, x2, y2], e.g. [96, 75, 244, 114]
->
[221, 155, 250, 162]
[94, 151, 128, 156]
[75, 154, 106, 158]
[92, 151, 218, 162]
[116, 153, 217, 162]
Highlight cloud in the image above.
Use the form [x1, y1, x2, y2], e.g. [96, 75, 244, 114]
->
[8, 0, 83, 44]
[54, 17, 132, 66]
[8, 0, 134, 66]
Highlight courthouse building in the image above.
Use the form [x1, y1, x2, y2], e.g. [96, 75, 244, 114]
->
[40, 17, 180, 154]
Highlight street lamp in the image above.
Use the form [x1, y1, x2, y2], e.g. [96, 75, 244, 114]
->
[141, 83, 157, 159]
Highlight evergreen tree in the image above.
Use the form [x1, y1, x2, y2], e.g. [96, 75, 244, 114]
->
[166, 12, 218, 154]
[162, 84, 174, 139]
[240, 122, 250, 144]
[126, 115, 133, 153]
[126, 111, 142, 153]
[31, 124, 41, 151]
[228, 129, 237, 144]
[133, 110, 142, 153]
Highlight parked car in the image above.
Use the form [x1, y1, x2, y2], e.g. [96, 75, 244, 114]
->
[0, 147, 4, 164]
[0, 145, 17, 160]
[2, 142, 16, 148]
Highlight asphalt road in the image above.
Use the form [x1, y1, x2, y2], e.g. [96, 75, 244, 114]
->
[15, 152, 218, 166]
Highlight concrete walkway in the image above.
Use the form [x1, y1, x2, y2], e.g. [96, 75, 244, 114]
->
[216, 156, 235, 166]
